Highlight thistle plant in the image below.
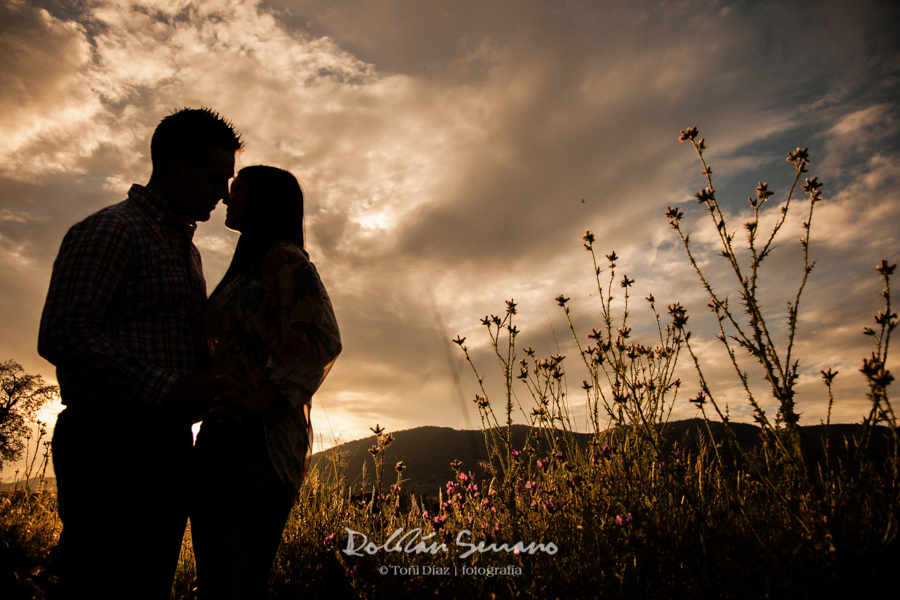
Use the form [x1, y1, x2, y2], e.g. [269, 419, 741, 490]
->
[666, 128, 825, 477]
[366, 423, 393, 499]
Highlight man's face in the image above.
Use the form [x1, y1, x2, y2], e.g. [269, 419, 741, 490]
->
[170, 147, 236, 222]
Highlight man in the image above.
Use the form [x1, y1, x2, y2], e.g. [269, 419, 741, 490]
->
[38, 108, 244, 599]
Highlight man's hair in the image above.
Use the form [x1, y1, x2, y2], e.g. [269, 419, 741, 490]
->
[150, 107, 244, 178]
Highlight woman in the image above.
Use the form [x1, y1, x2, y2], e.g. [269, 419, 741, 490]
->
[192, 165, 342, 599]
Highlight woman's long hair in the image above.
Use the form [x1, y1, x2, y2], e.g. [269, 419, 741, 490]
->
[209, 165, 304, 300]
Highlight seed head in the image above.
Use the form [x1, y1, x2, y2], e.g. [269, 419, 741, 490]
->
[695, 187, 714, 204]
[666, 206, 684, 227]
[667, 303, 689, 330]
[679, 127, 699, 142]
[876, 260, 896, 276]
[787, 147, 810, 165]
[583, 231, 595, 249]
[820, 369, 838, 385]
[555, 294, 570, 307]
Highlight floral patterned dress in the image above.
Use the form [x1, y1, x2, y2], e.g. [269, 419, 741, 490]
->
[202, 241, 342, 495]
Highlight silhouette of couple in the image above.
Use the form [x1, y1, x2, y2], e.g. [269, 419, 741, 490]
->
[39, 108, 342, 599]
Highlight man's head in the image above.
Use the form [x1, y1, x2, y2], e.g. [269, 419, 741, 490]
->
[149, 108, 244, 222]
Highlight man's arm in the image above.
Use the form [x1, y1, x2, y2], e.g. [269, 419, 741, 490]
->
[39, 212, 184, 408]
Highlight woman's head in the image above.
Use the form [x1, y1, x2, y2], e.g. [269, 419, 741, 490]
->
[224, 165, 304, 248]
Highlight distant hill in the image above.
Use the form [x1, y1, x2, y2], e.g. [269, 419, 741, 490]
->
[0, 476, 56, 493]
[310, 420, 894, 497]
[311, 424, 586, 497]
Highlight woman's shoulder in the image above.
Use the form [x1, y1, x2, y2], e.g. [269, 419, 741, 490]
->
[261, 241, 313, 270]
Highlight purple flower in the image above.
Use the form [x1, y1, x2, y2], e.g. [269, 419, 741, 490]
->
[323, 533, 337, 548]
[600, 444, 612, 458]
[615, 513, 634, 527]
[525, 481, 539, 493]
[432, 515, 447, 530]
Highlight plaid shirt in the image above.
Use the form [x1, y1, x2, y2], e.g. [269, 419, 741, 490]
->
[39, 184, 208, 409]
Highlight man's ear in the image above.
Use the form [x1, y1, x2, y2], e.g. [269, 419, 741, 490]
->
[167, 154, 188, 179]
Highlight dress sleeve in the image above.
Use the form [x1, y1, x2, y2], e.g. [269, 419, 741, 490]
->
[38, 213, 178, 407]
[265, 244, 342, 410]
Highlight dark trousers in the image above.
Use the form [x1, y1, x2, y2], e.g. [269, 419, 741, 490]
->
[52, 406, 193, 600]
[191, 419, 293, 600]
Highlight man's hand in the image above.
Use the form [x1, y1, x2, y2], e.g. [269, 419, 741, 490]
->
[207, 383, 287, 423]
[166, 369, 247, 419]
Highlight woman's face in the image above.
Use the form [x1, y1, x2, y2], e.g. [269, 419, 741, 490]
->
[224, 175, 249, 232]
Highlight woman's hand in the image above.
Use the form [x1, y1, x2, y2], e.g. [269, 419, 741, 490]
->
[208, 382, 287, 422]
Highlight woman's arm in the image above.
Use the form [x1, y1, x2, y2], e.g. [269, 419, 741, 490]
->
[209, 243, 341, 421]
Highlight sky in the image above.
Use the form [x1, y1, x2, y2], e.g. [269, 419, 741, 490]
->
[1, 0, 899, 480]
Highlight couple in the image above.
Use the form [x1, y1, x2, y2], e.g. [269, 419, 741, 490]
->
[38, 108, 341, 599]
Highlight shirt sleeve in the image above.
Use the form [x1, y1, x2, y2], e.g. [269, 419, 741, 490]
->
[38, 212, 179, 407]
[264, 244, 342, 411]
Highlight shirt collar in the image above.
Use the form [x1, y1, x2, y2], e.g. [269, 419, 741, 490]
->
[128, 184, 198, 233]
